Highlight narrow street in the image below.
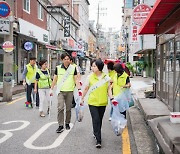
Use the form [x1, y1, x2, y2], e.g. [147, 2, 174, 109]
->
[0, 72, 137, 154]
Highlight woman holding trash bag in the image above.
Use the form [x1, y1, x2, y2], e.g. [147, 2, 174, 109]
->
[107, 61, 116, 121]
[81, 59, 111, 149]
[109, 63, 131, 119]
[34, 59, 52, 117]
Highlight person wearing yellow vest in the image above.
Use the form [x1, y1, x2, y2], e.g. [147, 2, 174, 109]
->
[50, 53, 81, 133]
[34, 59, 52, 117]
[22, 57, 39, 108]
[81, 59, 111, 149]
[70, 57, 81, 108]
[108, 63, 131, 119]
[107, 62, 116, 121]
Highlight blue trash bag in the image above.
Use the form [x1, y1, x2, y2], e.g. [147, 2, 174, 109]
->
[111, 104, 127, 136]
[114, 88, 134, 112]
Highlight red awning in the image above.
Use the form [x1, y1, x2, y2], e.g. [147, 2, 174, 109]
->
[139, 0, 180, 34]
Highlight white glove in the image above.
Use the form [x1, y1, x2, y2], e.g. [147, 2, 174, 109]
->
[49, 89, 53, 96]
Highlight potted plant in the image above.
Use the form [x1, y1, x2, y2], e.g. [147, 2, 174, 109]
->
[126, 62, 135, 77]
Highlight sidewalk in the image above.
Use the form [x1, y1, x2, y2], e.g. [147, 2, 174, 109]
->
[0, 85, 25, 98]
[129, 76, 180, 154]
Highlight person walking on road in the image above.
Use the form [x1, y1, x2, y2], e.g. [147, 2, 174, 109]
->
[107, 62, 116, 121]
[50, 53, 81, 133]
[108, 63, 131, 118]
[81, 59, 111, 148]
[22, 57, 39, 108]
[70, 57, 81, 108]
[34, 59, 52, 117]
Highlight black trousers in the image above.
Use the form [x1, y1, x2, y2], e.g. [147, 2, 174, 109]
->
[89, 105, 106, 143]
[26, 83, 39, 106]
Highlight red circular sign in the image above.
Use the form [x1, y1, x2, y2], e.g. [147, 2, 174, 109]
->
[2, 41, 14, 52]
[133, 4, 151, 25]
[71, 52, 77, 57]
[0, 2, 11, 18]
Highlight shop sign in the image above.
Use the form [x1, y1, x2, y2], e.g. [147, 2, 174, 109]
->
[64, 16, 70, 37]
[68, 39, 74, 47]
[71, 52, 77, 57]
[4, 72, 12, 82]
[43, 34, 48, 42]
[0, 2, 10, 18]
[2, 41, 14, 52]
[132, 25, 138, 42]
[24, 42, 33, 51]
[133, 4, 151, 25]
[0, 19, 10, 35]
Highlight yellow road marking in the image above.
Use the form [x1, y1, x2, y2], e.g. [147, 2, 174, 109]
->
[7, 96, 26, 105]
[122, 126, 131, 154]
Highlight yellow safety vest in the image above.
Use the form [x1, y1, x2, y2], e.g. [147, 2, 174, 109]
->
[26, 63, 37, 84]
[113, 72, 129, 96]
[57, 64, 75, 92]
[108, 70, 116, 80]
[88, 73, 109, 106]
[37, 69, 52, 89]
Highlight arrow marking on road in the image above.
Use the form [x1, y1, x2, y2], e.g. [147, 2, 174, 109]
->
[24, 122, 73, 150]
[7, 96, 26, 105]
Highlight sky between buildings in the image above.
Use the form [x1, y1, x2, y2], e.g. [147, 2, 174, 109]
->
[89, 0, 123, 31]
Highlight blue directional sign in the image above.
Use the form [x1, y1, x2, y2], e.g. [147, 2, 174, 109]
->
[0, 2, 11, 18]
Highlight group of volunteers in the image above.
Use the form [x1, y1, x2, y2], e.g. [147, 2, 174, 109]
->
[22, 52, 131, 149]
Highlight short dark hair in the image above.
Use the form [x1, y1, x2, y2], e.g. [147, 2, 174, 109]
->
[114, 63, 124, 74]
[61, 52, 71, 60]
[30, 57, 36, 61]
[39, 59, 47, 67]
[93, 59, 104, 71]
[107, 62, 114, 70]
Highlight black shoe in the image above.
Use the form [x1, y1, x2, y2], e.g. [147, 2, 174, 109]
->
[65, 124, 70, 130]
[56, 126, 64, 133]
[96, 141, 101, 148]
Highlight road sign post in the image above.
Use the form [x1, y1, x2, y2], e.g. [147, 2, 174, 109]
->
[2, 1, 14, 102]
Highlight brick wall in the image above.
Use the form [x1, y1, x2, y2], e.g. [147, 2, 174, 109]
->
[15, 0, 47, 30]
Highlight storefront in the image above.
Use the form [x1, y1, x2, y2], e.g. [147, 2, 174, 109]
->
[139, 0, 180, 111]
[18, 18, 49, 83]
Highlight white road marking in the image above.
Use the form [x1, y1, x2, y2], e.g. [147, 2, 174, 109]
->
[0, 120, 30, 144]
[24, 122, 73, 150]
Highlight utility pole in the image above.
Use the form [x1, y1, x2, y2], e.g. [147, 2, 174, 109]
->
[2, 0, 14, 102]
[96, 3, 100, 59]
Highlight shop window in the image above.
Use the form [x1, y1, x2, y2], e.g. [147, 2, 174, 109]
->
[23, 0, 30, 13]
[38, 1, 43, 20]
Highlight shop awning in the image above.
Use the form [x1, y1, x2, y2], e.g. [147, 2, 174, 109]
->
[139, 0, 180, 34]
[135, 49, 153, 54]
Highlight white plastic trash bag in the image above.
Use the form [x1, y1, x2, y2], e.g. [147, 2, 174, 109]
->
[111, 104, 127, 136]
[74, 89, 84, 122]
[75, 102, 84, 122]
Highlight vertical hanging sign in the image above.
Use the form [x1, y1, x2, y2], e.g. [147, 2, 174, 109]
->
[64, 16, 70, 37]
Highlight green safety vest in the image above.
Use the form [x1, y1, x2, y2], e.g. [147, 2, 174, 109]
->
[26, 63, 37, 85]
[113, 72, 129, 96]
[57, 64, 76, 92]
[88, 73, 109, 106]
[37, 69, 52, 89]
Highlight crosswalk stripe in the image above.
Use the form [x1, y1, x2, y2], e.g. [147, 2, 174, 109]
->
[122, 126, 131, 154]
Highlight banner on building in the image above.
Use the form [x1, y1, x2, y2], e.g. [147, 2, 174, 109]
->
[64, 16, 70, 37]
